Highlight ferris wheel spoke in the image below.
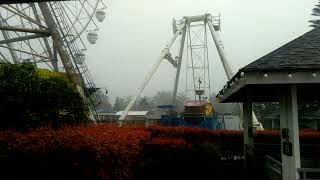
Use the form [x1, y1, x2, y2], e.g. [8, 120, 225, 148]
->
[3, 25, 51, 63]
[2, 5, 30, 21]
[2, 5, 46, 29]
[0, 51, 9, 62]
[0, 44, 51, 60]
[79, 0, 99, 29]
[60, 2, 85, 40]
[65, 0, 100, 42]
[15, 4, 36, 62]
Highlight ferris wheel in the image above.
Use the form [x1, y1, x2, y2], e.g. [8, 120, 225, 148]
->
[0, 0, 107, 110]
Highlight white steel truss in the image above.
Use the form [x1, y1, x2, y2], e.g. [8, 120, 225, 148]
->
[119, 13, 263, 130]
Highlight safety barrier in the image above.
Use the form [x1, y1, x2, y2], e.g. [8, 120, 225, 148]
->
[298, 168, 320, 180]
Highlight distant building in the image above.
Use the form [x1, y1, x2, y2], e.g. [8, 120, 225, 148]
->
[96, 111, 158, 126]
[115, 111, 150, 120]
[212, 99, 242, 130]
[96, 113, 116, 121]
[215, 113, 241, 130]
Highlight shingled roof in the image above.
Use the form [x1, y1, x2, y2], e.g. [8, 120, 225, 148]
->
[240, 27, 320, 72]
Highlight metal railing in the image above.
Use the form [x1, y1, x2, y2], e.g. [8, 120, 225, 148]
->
[96, 119, 161, 126]
[49, 2, 101, 116]
[298, 168, 320, 180]
[265, 155, 282, 179]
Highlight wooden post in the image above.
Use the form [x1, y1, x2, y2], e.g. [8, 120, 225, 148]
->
[280, 84, 301, 180]
[243, 95, 254, 168]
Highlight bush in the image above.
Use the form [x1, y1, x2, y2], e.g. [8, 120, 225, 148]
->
[0, 62, 89, 131]
[0, 125, 150, 180]
[1, 125, 319, 179]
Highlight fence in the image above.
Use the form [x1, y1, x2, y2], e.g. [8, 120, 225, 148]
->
[98, 119, 161, 126]
[298, 168, 320, 180]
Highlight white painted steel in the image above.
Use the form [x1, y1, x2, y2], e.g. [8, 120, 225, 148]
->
[280, 85, 301, 180]
[187, 14, 206, 22]
[119, 18, 187, 121]
[207, 19, 233, 79]
[172, 25, 187, 105]
[207, 17, 263, 130]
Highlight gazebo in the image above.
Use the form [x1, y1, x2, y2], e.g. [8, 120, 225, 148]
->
[217, 27, 320, 180]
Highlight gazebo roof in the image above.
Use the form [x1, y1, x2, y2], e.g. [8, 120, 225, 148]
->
[217, 28, 320, 103]
[241, 27, 320, 72]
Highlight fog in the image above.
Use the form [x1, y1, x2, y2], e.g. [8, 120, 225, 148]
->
[85, 0, 316, 102]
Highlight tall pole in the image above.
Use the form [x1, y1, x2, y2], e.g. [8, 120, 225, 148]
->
[207, 16, 263, 130]
[30, 3, 57, 71]
[172, 25, 187, 105]
[38, 2, 79, 85]
[119, 18, 187, 121]
[39, 2, 97, 123]
[207, 19, 233, 79]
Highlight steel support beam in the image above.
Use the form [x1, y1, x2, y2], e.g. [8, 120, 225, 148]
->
[207, 16, 263, 130]
[39, 2, 96, 122]
[164, 52, 178, 68]
[30, 3, 57, 70]
[1, 5, 46, 28]
[0, 0, 70, 4]
[0, 19, 19, 63]
[0, 33, 48, 44]
[0, 44, 51, 60]
[119, 18, 187, 121]
[207, 19, 233, 79]
[280, 84, 301, 180]
[0, 25, 50, 35]
[38, 2, 78, 84]
[172, 26, 187, 105]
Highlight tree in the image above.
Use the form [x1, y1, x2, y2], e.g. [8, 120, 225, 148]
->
[0, 62, 89, 131]
[309, 1, 320, 27]
[113, 96, 131, 112]
[136, 96, 152, 111]
[151, 91, 187, 112]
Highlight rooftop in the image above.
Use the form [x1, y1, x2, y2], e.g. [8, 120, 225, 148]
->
[217, 27, 320, 103]
[115, 111, 149, 116]
[241, 27, 320, 72]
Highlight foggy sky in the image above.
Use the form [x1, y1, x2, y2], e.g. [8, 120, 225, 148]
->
[85, 0, 317, 102]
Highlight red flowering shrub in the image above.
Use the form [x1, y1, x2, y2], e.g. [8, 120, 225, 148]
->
[0, 125, 151, 180]
[0, 125, 319, 179]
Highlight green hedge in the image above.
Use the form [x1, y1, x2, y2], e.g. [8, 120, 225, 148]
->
[0, 62, 89, 131]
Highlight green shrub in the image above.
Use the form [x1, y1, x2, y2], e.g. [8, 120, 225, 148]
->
[0, 62, 89, 130]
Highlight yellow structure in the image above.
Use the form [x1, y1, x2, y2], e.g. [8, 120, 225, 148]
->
[183, 100, 213, 117]
[36, 68, 72, 83]
[203, 102, 213, 116]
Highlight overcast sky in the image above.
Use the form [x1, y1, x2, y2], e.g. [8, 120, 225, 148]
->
[85, 0, 317, 102]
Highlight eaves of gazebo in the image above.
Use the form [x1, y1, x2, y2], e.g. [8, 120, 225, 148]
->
[216, 27, 320, 180]
[217, 27, 320, 103]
